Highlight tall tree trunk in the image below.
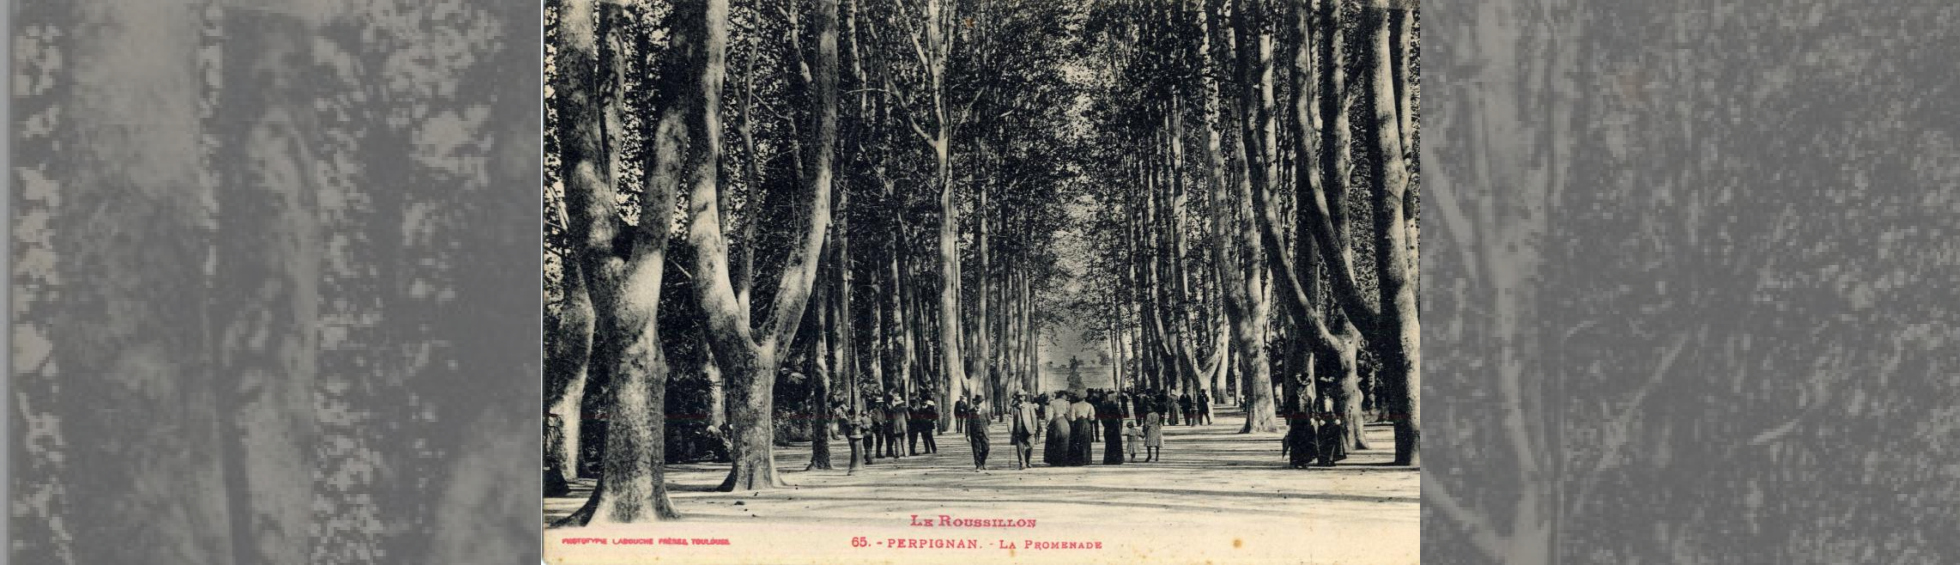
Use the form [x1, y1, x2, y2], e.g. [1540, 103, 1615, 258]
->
[544, 0, 611, 482]
[896, 251, 915, 396]
[1023, 270, 1039, 393]
[545, 257, 595, 484]
[934, 139, 966, 426]
[1151, 109, 1187, 397]
[1364, 0, 1420, 465]
[1130, 193, 1144, 396]
[835, 185, 857, 412]
[912, 255, 928, 396]
[39, 3, 234, 562]
[1208, 281, 1232, 404]
[1109, 287, 1125, 392]
[687, 0, 836, 491]
[881, 173, 908, 397]
[906, 0, 971, 427]
[1393, 2, 1420, 306]
[1226, 0, 1282, 433]
[553, 0, 681, 525]
[824, 0, 859, 419]
[846, 0, 875, 411]
[1143, 136, 1169, 392]
[1391, 5, 1417, 161]
[1295, 0, 1371, 451]
[1022, 269, 1037, 393]
[703, 337, 728, 432]
[712, 345, 780, 491]
[808, 281, 834, 470]
[869, 263, 888, 399]
[734, 32, 765, 315]
[1167, 102, 1204, 398]
[976, 144, 994, 409]
[1199, 37, 1248, 407]
[215, 8, 324, 561]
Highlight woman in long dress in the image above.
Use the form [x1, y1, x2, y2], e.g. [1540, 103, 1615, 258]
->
[1100, 394, 1125, 464]
[1043, 392, 1071, 466]
[1314, 395, 1348, 467]
[1284, 392, 1318, 469]
[1068, 393, 1096, 466]
[1142, 408, 1164, 462]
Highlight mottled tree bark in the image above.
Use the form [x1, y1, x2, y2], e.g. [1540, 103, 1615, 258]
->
[12, 1, 82, 561]
[546, 253, 595, 484]
[703, 338, 728, 431]
[834, 170, 857, 412]
[1225, 0, 1282, 433]
[1199, 3, 1255, 427]
[1295, 0, 1371, 451]
[552, 0, 680, 525]
[1421, 0, 1569, 558]
[975, 140, 994, 410]
[687, 0, 836, 491]
[808, 284, 834, 470]
[1363, 0, 1421, 466]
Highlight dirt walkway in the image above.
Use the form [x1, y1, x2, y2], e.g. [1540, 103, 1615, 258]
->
[544, 406, 1417, 564]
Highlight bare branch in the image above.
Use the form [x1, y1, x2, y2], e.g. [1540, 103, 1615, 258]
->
[1572, 326, 1700, 511]
[1423, 477, 1507, 560]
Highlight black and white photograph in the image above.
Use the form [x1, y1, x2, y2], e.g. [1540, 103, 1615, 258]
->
[18, 0, 1960, 564]
[540, 0, 1419, 562]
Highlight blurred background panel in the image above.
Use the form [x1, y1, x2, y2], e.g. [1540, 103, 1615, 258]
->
[11, 1, 541, 563]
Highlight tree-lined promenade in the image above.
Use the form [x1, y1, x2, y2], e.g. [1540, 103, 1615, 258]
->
[543, 0, 1420, 526]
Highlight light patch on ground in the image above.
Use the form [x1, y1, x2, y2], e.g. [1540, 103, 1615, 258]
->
[545, 406, 1418, 564]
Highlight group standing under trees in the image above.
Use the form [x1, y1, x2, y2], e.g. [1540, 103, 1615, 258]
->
[542, 0, 1418, 526]
[1071, 0, 1418, 464]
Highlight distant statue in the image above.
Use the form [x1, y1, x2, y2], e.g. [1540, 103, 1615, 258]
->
[1065, 356, 1085, 392]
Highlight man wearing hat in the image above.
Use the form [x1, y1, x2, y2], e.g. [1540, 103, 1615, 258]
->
[1009, 393, 1039, 470]
[886, 394, 910, 459]
[966, 395, 991, 470]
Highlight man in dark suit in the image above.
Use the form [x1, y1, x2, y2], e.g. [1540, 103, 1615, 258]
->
[966, 395, 991, 470]
[1178, 393, 1196, 426]
[914, 396, 939, 454]
[954, 396, 969, 433]
[868, 397, 889, 458]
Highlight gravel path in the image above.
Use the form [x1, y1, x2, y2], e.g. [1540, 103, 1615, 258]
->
[544, 406, 1418, 564]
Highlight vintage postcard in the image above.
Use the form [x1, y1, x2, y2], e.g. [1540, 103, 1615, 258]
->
[541, 0, 1420, 562]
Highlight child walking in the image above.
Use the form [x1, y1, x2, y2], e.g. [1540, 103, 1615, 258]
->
[1123, 421, 1142, 462]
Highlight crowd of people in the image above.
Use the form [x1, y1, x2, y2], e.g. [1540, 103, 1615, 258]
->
[830, 391, 943, 472]
[832, 386, 1231, 474]
[1282, 379, 1352, 469]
